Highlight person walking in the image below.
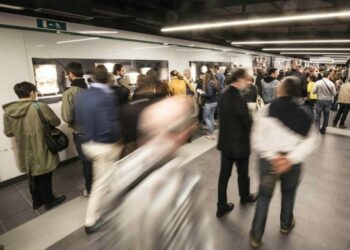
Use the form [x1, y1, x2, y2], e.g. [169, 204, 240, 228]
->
[313, 69, 336, 134]
[249, 77, 318, 248]
[3, 82, 66, 210]
[61, 62, 92, 197]
[333, 81, 350, 128]
[75, 65, 122, 234]
[216, 68, 257, 218]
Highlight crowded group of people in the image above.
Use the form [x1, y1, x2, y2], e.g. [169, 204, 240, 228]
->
[3, 59, 348, 248]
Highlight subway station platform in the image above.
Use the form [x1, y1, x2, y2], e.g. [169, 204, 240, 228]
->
[0, 128, 350, 250]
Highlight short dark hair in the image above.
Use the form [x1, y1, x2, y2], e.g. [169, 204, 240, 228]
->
[226, 68, 249, 84]
[93, 65, 110, 84]
[281, 76, 301, 97]
[268, 68, 277, 76]
[113, 64, 123, 75]
[324, 69, 334, 78]
[309, 75, 317, 82]
[170, 70, 179, 77]
[65, 62, 83, 77]
[214, 65, 219, 70]
[14, 81, 37, 98]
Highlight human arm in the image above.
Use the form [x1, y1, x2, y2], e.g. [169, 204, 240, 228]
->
[3, 113, 14, 137]
[61, 91, 74, 125]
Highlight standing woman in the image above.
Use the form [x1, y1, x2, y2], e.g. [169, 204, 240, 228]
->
[199, 71, 218, 139]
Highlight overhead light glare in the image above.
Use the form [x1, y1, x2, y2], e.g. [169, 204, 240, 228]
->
[263, 48, 350, 51]
[56, 37, 99, 44]
[162, 10, 350, 32]
[0, 3, 25, 10]
[78, 30, 119, 34]
[232, 39, 350, 45]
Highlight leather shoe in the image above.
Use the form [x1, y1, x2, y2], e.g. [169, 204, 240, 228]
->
[33, 200, 44, 210]
[85, 218, 106, 235]
[45, 195, 66, 210]
[216, 203, 234, 218]
[240, 193, 258, 205]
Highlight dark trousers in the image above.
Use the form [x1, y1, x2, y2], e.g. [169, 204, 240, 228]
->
[251, 159, 301, 241]
[334, 103, 350, 126]
[29, 171, 54, 205]
[315, 100, 332, 131]
[73, 133, 93, 193]
[217, 153, 250, 208]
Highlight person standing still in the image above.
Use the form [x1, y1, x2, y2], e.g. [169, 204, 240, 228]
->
[333, 80, 350, 129]
[313, 69, 336, 134]
[61, 62, 92, 197]
[216, 68, 257, 218]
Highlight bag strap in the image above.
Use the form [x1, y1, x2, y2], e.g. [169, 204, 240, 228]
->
[322, 79, 333, 96]
[34, 102, 49, 126]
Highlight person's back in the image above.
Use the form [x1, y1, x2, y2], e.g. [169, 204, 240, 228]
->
[338, 82, 350, 104]
[169, 76, 187, 95]
[314, 77, 336, 100]
[307, 81, 317, 100]
[261, 72, 279, 103]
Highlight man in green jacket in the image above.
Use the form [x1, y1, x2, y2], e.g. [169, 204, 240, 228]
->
[61, 62, 92, 197]
[3, 81, 65, 210]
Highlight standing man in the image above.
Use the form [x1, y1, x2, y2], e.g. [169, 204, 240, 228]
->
[113, 63, 129, 89]
[75, 65, 122, 233]
[61, 62, 92, 197]
[333, 80, 350, 128]
[250, 77, 318, 248]
[313, 69, 336, 134]
[3, 82, 65, 210]
[213, 65, 226, 92]
[216, 68, 257, 218]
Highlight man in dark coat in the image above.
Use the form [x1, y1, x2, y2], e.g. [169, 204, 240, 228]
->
[216, 68, 257, 218]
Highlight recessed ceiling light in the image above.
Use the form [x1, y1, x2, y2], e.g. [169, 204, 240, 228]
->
[0, 3, 25, 10]
[78, 31, 119, 34]
[232, 39, 350, 45]
[56, 37, 99, 44]
[263, 48, 350, 51]
[162, 10, 350, 32]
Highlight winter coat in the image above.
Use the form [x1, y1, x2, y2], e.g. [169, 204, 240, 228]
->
[169, 77, 195, 96]
[3, 100, 61, 176]
[261, 76, 278, 103]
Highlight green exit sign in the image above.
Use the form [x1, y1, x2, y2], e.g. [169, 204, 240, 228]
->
[37, 19, 67, 31]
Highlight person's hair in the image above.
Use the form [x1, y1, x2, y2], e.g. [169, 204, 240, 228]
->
[65, 62, 83, 77]
[226, 68, 249, 84]
[93, 65, 110, 84]
[324, 69, 334, 78]
[319, 68, 324, 73]
[112, 64, 123, 75]
[214, 65, 219, 70]
[14, 81, 37, 98]
[281, 76, 302, 97]
[137, 74, 147, 86]
[170, 70, 179, 77]
[309, 75, 317, 82]
[146, 69, 158, 80]
[268, 68, 277, 76]
[204, 70, 218, 90]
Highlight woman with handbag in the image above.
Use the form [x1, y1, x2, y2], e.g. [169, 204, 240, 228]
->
[3, 82, 66, 210]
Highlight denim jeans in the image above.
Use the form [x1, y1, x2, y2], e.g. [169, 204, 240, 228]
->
[315, 99, 332, 131]
[73, 133, 93, 193]
[203, 102, 217, 134]
[251, 158, 301, 242]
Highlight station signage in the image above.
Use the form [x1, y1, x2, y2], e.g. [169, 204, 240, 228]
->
[37, 19, 67, 31]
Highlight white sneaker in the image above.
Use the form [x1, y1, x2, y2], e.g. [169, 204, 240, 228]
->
[82, 189, 90, 198]
[205, 135, 216, 140]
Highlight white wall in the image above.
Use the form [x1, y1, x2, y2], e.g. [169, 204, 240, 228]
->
[0, 13, 255, 182]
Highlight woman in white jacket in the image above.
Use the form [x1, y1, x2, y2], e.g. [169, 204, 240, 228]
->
[249, 76, 319, 248]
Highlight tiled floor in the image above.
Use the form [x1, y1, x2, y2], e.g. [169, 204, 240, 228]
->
[49, 133, 350, 250]
[0, 161, 85, 235]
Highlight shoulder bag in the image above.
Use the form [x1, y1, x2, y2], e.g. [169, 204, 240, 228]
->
[34, 102, 69, 153]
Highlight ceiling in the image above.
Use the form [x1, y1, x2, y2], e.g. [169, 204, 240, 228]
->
[1, 0, 350, 60]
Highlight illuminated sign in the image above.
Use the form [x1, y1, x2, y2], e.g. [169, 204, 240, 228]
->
[37, 19, 67, 31]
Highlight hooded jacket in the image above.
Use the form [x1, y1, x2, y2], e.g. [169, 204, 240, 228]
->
[3, 100, 61, 176]
[261, 76, 279, 103]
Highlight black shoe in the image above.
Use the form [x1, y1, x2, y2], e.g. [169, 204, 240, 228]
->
[0, 244, 4, 250]
[332, 122, 337, 127]
[240, 193, 258, 205]
[45, 195, 66, 210]
[339, 125, 348, 129]
[33, 200, 44, 210]
[85, 218, 106, 235]
[320, 129, 326, 135]
[281, 219, 296, 234]
[216, 203, 234, 218]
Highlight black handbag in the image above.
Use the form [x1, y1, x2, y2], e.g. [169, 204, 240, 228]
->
[34, 102, 69, 153]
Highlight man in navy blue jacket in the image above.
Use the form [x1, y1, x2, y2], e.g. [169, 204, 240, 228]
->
[75, 65, 122, 234]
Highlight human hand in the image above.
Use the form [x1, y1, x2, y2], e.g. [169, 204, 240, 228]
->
[270, 155, 292, 174]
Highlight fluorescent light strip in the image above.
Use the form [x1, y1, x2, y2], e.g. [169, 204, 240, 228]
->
[56, 37, 99, 44]
[0, 3, 25, 10]
[78, 31, 119, 34]
[281, 52, 350, 55]
[263, 48, 350, 51]
[232, 39, 350, 45]
[162, 10, 350, 32]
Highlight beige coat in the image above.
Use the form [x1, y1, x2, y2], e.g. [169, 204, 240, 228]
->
[3, 100, 61, 176]
[338, 82, 350, 104]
